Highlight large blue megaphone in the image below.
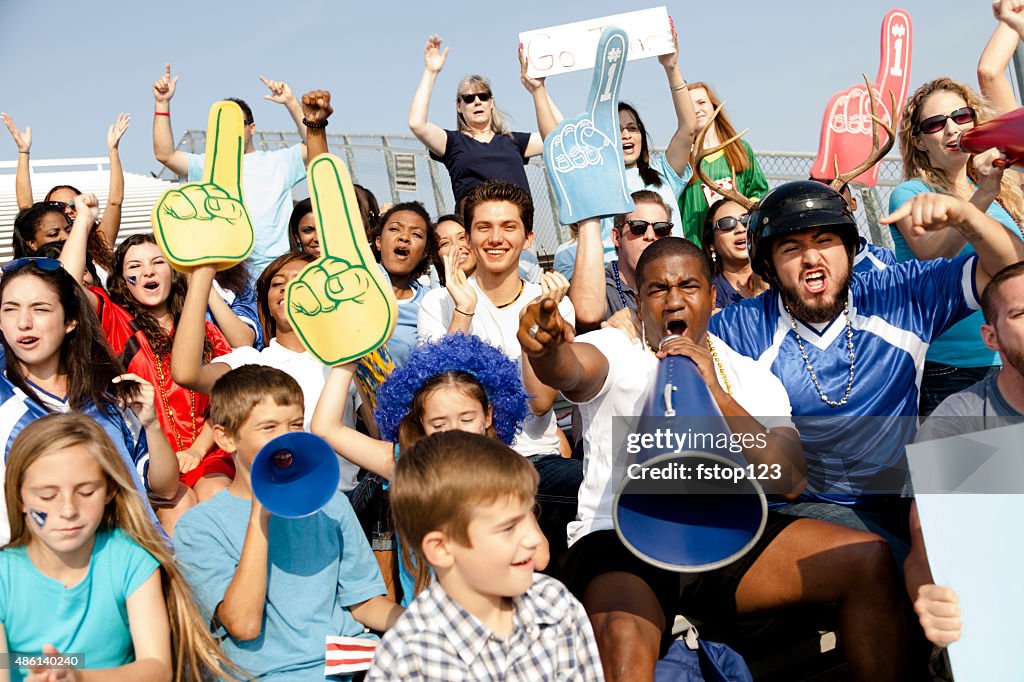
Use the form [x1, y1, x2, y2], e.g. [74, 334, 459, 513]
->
[612, 339, 767, 572]
[251, 432, 340, 518]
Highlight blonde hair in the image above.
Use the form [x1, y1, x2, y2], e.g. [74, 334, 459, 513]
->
[4, 413, 243, 681]
[456, 75, 512, 137]
[391, 431, 537, 595]
[899, 77, 1024, 223]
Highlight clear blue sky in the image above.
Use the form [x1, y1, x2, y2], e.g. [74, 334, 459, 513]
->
[0, 0, 1006, 174]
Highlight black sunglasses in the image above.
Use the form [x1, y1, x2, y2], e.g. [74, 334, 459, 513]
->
[2, 257, 63, 274]
[712, 215, 749, 231]
[914, 107, 976, 135]
[459, 92, 492, 104]
[623, 220, 673, 237]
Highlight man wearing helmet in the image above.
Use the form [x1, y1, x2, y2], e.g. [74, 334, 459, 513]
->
[708, 183, 1024, 554]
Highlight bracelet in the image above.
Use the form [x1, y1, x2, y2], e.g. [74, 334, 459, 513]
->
[18, 151, 29, 155]
[302, 117, 328, 129]
[455, 308, 474, 317]
[670, 80, 688, 92]
[154, 111, 170, 117]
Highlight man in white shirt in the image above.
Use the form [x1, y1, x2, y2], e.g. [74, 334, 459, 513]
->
[417, 180, 582, 569]
[519, 237, 906, 682]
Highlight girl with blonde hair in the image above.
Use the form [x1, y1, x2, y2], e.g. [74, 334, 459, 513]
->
[0, 413, 240, 682]
[890, 76, 1024, 415]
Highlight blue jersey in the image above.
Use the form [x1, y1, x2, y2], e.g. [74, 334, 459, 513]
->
[853, 237, 896, 274]
[709, 254, 980, 505]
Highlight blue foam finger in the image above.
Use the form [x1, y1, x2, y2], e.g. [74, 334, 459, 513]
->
[544, 27, 635, 224]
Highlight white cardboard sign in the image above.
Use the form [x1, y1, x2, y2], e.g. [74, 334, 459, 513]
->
[519, 7, 672, 79]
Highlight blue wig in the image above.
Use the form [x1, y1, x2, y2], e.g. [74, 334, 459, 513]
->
[374, 333, 529, 445]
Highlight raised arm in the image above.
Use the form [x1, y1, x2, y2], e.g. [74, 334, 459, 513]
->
[980, 0, 1024, 115]
[310, 364, 396, 479]
[260, 75, 309, 162]
[170, 265, 232, 394]
[659, 19, 697, 177]
[152, 63, 188, 177]
[408, 35, 450, 156]
[882, 191, 1024, 293]
[569, 218, 607, 331]
[59, 193, 100, 309]
[96, 113, 130, 249]
[518, 297, 610, 404]
[114, 373, 180, 500]
[519, 45, 561, 139]
[300, 89, 332, 165]
[442, 247, 477, 334]
[1, 113, 33, 209]
[205, 281, 257, 348]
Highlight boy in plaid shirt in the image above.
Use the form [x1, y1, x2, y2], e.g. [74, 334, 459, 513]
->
[367, 430, 603, 681]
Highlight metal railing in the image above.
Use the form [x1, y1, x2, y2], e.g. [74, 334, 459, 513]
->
[159, 131, 905, 255]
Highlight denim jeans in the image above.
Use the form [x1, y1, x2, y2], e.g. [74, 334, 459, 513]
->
[527, 454, 584, 577]
[918, 362, 993, 419]
[775, 498, 911, 569]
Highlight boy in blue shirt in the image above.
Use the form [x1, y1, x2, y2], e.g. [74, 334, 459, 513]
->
[174, 365, 401, 680]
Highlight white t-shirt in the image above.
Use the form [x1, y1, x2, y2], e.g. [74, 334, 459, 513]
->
[418, 279, 576, 457]
[214, 339, 360, 491]
[567, 328, 794, 546]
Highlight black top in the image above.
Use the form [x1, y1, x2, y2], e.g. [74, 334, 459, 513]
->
[431, 129, 532, 203]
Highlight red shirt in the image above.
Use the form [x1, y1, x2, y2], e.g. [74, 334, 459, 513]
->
[92, 286, 231, 452]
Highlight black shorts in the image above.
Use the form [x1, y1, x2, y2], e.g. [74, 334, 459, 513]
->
[563, 512, 797, 631]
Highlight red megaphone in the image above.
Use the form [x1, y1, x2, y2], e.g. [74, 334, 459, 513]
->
[958, 106, 1024, 167]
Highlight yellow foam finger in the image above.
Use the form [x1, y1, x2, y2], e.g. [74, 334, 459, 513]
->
[286, 154, 397, 365]
[151, 101, 255, 272]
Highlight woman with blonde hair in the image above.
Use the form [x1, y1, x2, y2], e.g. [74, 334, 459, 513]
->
[0, 412, 240, 681]
[681, 82, 768, 248]
[409, 35, 547, 206]
[890, 76, 1024, 416]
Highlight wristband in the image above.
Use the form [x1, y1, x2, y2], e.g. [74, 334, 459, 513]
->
[670, 81, 688, 92]
[302, 117, 328, 129]
[18, 151, 29, 155]
[154, 111, 170, 117]
[455, 308, 474, 317]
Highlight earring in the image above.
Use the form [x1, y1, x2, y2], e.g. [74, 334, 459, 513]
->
[710, 249, 717, 262]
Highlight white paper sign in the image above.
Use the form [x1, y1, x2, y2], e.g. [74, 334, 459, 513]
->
[906, 423, 1024, 681]
[519, 7, 672, 79]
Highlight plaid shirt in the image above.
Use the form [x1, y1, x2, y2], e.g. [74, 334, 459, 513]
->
[367, 574, 604, 681]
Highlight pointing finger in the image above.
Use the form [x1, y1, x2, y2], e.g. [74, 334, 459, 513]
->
[202, 101, 245, 202]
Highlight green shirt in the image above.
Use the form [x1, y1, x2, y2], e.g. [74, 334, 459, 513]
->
[679, 140, 768, 248]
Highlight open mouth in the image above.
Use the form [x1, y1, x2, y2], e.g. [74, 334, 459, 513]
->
[511, 557, 534, 570]
[142, 281, 160, 292]
[17, 336, 39, 348]
[622, 142, 635, 155]
[484, 248, 507, 260]
[804, 271, 827, 294]
[666, 319, 688, 337]
[733, 238, 747, 250]
[392, 246, 410, 259]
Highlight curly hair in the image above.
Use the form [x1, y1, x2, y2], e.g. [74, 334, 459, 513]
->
[374, 333, 530, 448]
[899, 77, 1024, 224]
[108, 234, 212, 361]
[375, 201, 436, 281]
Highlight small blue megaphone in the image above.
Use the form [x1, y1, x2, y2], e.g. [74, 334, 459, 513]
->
[251, 432, 340, 518]
[612, 338, 767, 573]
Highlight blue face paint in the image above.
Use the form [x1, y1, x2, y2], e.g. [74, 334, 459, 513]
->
[126, 276, 138, 286]
[28, 509, 47, 528]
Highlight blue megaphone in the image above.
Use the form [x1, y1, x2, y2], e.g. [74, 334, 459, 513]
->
[251, 432, 340, 518]
[612, 342, 767, 572]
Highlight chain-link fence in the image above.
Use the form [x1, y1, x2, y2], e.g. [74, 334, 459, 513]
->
[161, 131, 904, 256]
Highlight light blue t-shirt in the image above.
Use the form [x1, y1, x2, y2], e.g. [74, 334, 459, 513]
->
[0, 529, 159, 682]
[553, 241, 578, 281]
[889, 178, 1022, 368]
[174, 489, 385, 681]
[380, 266, 430, 368]
[187, 145, 306, 274]
[599, 153, 692, 262]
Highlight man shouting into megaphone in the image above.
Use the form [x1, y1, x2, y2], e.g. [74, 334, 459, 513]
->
[518, 236, 907, 682]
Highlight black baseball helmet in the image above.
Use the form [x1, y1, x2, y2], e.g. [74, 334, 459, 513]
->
[746, 180, 858, 281]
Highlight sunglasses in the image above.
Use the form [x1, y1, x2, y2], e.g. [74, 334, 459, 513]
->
[459, 92, 492, 104]
[914, 107, 976, 135]
[623, 220, 673, 237]
[712, 215, 749, 231]
[2, 257, 63, 274]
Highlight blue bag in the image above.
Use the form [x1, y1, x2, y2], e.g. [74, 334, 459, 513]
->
[654, 629, 753, 682]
